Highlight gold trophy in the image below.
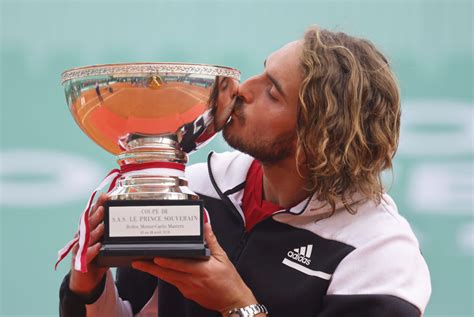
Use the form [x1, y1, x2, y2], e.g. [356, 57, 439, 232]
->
[60, 63, 239, 268]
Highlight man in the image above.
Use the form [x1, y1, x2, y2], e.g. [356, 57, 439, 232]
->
[95, 81, 104, 103]
[60, 26, 431, 317]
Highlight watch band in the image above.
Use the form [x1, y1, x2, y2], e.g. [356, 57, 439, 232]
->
[227, 303, 268, 317]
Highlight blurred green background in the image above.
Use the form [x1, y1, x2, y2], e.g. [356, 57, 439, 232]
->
[0, 0, 472, 316]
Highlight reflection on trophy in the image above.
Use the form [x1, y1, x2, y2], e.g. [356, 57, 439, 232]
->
[59, 63, 240, 269]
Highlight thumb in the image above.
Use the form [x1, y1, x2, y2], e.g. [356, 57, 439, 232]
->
[204, 222, 225, 257]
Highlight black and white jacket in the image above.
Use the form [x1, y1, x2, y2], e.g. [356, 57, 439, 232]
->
[60, 151, 431, 317]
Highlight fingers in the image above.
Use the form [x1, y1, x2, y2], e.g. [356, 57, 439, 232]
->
[132, 260, 189, 287]
[89, 222, 104, 246]
[152, 257, 205, 274]
[69, 194, 107, 271]
[90, 194, 108, 216]
[86, 242, 102, 265]
[70, 223, 103, 254]
[89, 206, 104, 231]
[204, 223, 226, 259]
[149, 224, 227, 273]
[70, 212, 103, 259]
[70, 239, 102, 269]
[96, 193, 108, 206]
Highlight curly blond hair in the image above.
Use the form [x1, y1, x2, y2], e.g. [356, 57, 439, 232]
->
[297, 26, 401, 213]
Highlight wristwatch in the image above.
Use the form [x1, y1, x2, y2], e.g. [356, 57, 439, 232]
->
[227, 303, 268, 317]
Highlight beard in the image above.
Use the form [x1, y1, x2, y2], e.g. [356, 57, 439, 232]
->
[223, 97, 296, 165]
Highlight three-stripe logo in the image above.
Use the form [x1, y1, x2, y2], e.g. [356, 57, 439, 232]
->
[282, 244, 332, 280]
[286, 244, 313, 265]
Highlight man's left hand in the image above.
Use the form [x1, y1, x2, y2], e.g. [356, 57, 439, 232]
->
[132, 223, 258, 315]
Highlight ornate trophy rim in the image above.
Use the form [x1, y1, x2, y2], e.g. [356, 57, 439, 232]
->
[61, 62, 241, 84]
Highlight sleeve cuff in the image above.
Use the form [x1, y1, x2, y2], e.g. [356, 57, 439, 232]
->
[61, 271, 107, 305]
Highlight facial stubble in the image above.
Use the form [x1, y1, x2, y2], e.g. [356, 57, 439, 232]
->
[223, 98, 296, 165]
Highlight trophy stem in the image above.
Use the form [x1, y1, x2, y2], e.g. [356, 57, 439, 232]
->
[107, 134, 198, 201]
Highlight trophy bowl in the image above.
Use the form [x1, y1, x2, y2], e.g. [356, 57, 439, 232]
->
[62, 63, 240, 267]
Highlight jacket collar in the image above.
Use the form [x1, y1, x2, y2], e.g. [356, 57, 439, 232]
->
[200, 151, 365, 219]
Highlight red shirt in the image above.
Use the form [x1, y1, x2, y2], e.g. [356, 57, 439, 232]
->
[242, 160, 284, 231]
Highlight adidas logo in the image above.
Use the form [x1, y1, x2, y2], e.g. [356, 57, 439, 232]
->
[286, 244, 313, 266]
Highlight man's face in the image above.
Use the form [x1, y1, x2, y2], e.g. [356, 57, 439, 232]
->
[223, 41, 303, 164]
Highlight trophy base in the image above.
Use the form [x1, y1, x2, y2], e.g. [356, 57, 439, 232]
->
[99, 199, 208, 267]
[96, 243, 210, 267]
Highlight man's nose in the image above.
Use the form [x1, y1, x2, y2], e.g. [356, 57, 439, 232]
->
[236, 77, 255, 103]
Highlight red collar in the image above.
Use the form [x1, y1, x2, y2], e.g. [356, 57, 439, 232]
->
[242, 160, 283, 231]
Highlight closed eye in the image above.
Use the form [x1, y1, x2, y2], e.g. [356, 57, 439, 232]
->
[267, 86, 278, 101]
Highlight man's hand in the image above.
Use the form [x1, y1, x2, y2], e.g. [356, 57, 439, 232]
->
[69, 194, 108, 297]
[132, 223, 258, 315]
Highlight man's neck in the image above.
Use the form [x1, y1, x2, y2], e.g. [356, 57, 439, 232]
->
[260, 157, 311, 209]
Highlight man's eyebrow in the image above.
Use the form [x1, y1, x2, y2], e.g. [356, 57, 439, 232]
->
[263, 59, 286, 98]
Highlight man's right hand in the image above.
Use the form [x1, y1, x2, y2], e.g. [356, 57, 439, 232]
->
[69, 193, 108, 297]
